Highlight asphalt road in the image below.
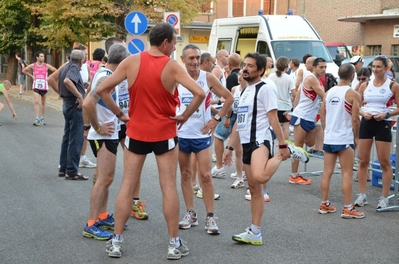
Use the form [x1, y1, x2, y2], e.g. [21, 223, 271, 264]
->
[0, 96, 398, 264]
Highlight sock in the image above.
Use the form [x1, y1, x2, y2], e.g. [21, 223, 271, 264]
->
[250, 224, 261, 235]
[263, 189, 268, 195]
[80, 155, 87, 162]
[207, 212, 214, 218]
[344, 204, 353, 209]
[169, 237, 181, 247]
[133, 198, 139, 205]
[290, 172, 298, 178]
[321, 200, 329, 205]
[113, 234, 123, 243]
[98, 212, 109, 220]
[87, 219, 97, 227]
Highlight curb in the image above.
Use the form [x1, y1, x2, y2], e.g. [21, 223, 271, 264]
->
[8, 89, 63, 112]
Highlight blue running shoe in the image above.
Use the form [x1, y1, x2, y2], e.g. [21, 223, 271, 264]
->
[97, 214, 127, 230]
[83, 223, 112, 240]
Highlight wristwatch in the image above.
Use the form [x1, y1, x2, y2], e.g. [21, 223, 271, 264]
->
[213, 114, 222, 122]
[83, 125, 91, 131]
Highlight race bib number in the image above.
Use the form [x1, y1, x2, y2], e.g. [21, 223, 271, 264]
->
[237, 106, 249, 131]
[181, 96, 202, 118]
[233, 98, 239, 110]
[34, 79, 46, 90]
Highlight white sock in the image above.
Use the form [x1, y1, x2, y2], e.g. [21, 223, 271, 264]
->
[250, 224, 261, 235]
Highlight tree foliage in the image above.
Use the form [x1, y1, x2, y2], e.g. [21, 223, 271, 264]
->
[28, 0, 124, 50]
[0, 0, 32, 55]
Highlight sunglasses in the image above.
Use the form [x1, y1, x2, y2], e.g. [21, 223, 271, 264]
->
[357, 77, 367, 81]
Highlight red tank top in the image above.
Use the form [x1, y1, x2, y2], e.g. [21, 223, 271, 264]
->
[126, 52, 179, 142]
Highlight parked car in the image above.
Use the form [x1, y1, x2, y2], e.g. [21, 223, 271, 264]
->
[342, 55, 399, 83]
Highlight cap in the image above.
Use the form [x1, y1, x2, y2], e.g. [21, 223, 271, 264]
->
[350, 56, 364, 64]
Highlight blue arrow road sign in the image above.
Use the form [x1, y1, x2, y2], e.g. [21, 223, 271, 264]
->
[125, 11, 148, 35]
[127, 38, 146, 54]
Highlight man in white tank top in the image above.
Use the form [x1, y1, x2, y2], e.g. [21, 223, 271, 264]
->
[319, 63, 364, 219]
[289, 57, 326, 185]
[177, 44, 233, 235]
[82, 44, 130, 240]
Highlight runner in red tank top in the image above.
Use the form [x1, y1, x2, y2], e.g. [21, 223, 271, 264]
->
[95, 22, 205, 260]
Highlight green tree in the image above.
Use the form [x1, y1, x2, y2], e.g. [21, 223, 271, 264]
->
[28, 0, 124, 50]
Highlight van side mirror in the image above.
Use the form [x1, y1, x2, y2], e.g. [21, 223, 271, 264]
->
[334, 54, 343, 66]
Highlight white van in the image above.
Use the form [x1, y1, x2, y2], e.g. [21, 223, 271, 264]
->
[208, 15, 339, 76]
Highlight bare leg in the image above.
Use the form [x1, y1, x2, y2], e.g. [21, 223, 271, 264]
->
[320, 152, 338, 201]
[214, 137, 224, 169]
[33, 92, 40, 119]
[338, 147, 355, 205]
[196, 147, 214, 213]
[179, 151, 194, 210]
[41, 93, 47, 117]
[357, 139, 373, 194]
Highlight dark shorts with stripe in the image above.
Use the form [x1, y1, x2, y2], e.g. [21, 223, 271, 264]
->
[118, 124, 126, 141]
[242, 140, 273, 165]
[89, 139, 119, 157]
[125, 136, 178, 155]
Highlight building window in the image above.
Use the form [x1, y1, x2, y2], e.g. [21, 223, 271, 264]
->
[200, 2, 212, 14]
[392, 45, 399, 56]
[368, 45, 381, 56]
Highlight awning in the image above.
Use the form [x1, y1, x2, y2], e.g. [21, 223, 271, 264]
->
[338, 13, 399, 23]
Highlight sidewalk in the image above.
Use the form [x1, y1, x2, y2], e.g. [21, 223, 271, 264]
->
[2, 81, 63, 111]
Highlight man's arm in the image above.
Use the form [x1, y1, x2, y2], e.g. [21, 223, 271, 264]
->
[47, 62, 68, 94]
[64, 78, 84, 108]
[268, 109, 289, 161]
[307, 76, 325, 98]
[348, 90, 361, 147]
[47, 64, 57, 73]
[320, 95, 327, 130]
[294, 69, 303, 92]
[1, 89, 17, 120]
[22, 64, 34, 79]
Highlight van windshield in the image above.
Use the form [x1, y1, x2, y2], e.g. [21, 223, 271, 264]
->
[271, 41, 332, 63]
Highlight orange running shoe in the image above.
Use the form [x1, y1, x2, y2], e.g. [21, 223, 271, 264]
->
[318, 203, 337, 214]
[289, 174, 312, 185]
[131, 200, 149, 220]
[341, 206, 365, 219]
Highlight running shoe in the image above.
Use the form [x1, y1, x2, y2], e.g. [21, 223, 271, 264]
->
[231, 178, 244, 189]
[341, 206, 365, 219]
[230, 171, 246, 179]
[232, 228, 262, 245]
[244, 190, 270, 202]
[193, 184, 201, 194]
[318, 203, 337, 214]
[196, 189, 220, 200]
[79, 158, 97, 168]
[106, 239, 122, 258]
[286, 140, 309, 163]
[211, 166, 226, 178]
[377, 196, 389, 209]
[179, 210, 198, 229]
[205, 216, 220, 235]
[131, 200, 149, 220]
[354, 193, 368, 207]
[83, 222, 113, 240]
[167, 239, 189, 260]
[33, 118, 41, 126]
[40, 117, 46, 125]
[289, 174, 312, 185]
[97, 214, 128, 230]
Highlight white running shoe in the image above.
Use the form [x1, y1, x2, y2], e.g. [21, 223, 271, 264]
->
[354, 193, 368, 207]
[106, 239, 122, 258]
[232, 228, 262, 245]
[230, 171, 246, 179]
[179, 210, 198, 229]
[231, 178, 244, 189]
[167, 239, 189, 260]
[196, 189, 220, 200]
[205, 216, 220, 235]
[377, 196, 389, 209]
[286, 140, 309, 163]
[211, 166, 226, 178]
[79, 158, 97, 168]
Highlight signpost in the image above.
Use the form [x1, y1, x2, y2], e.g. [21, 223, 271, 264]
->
[164, 12, 181, 36]
[124, 11, 148, 54]
[125, 11, 148, 36]
[126, 36, 148, 55]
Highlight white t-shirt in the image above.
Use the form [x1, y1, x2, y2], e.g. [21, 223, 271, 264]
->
[237, 80, 277, 144]
[268, 72, 295, 111]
